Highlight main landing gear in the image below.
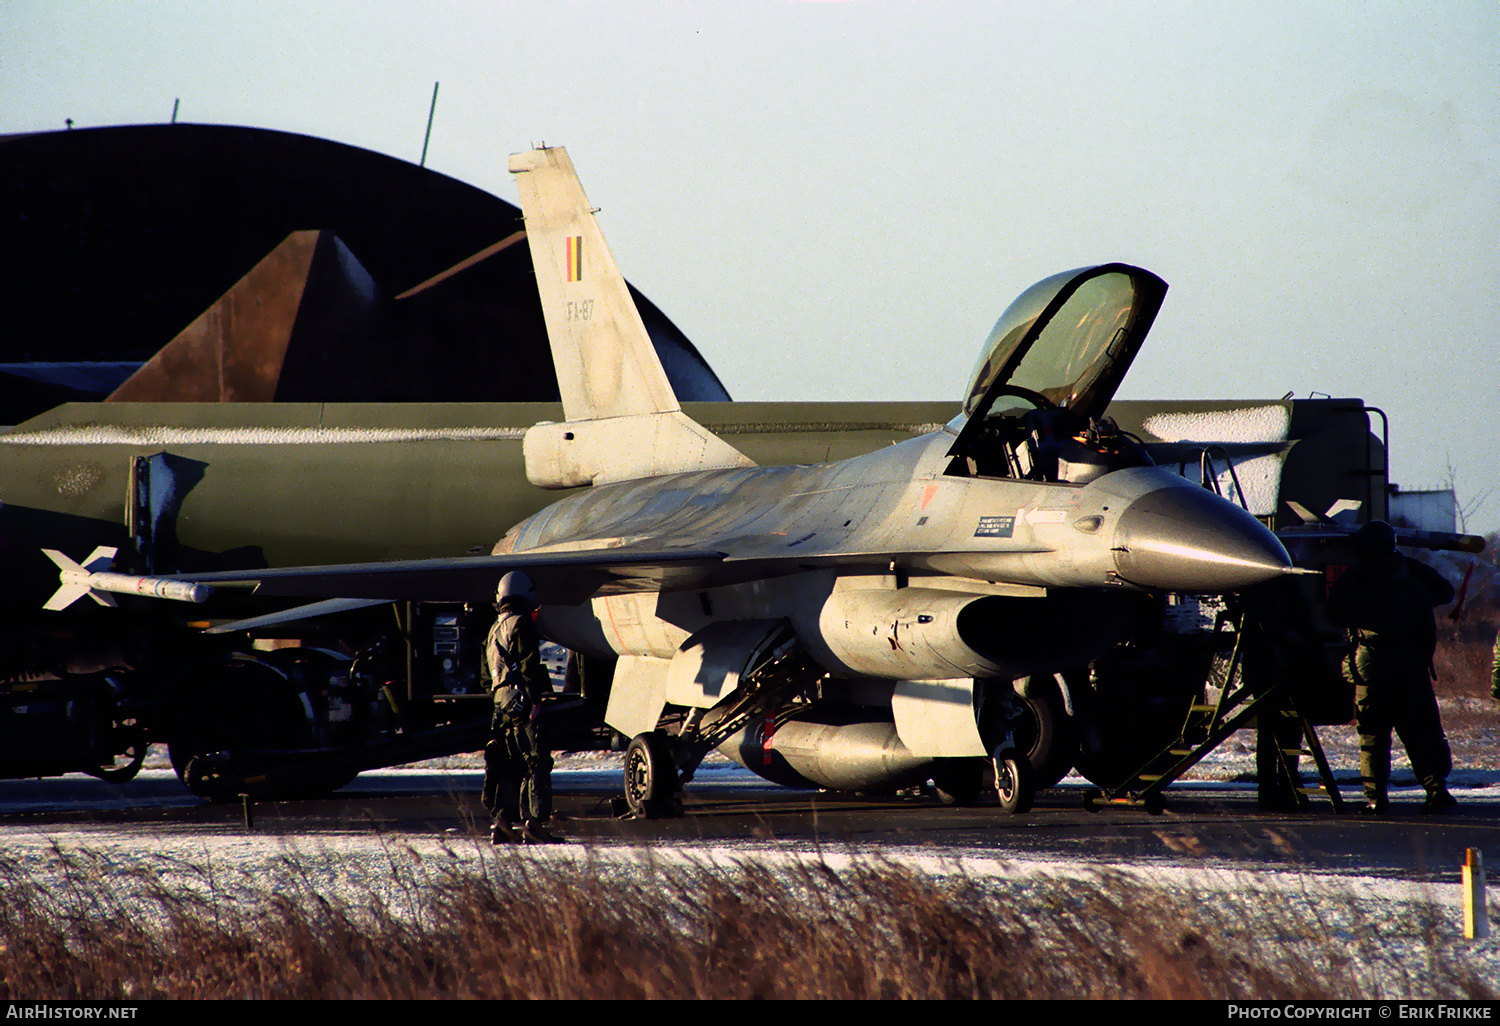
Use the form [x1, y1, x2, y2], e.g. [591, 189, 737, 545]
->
[623, 731, 680, 819]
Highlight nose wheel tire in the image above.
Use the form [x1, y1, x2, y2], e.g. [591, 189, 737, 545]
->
[624, 731, 679, 819]
[993, 751, 1034, 815]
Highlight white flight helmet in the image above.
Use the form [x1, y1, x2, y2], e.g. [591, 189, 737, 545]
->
[495, 571, 536, 605]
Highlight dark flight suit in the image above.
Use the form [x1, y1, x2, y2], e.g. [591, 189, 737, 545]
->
[481, 600, 553, 827]
[1327, 552, 1454, 811]
[1255, 703, 1306, 810]
[1490, 631, 1499, 706]
[1242, 580, 1314, 811]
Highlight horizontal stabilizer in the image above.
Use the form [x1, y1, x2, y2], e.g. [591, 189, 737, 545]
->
[1283, 500, 1321, 525]
[525, 412, 756, 488]
[1277, 523, 1485, 554]
[1285, 499, 1364, 526]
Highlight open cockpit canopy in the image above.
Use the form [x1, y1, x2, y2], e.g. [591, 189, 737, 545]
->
[947, 264, 1167, 482]
[961, 263, 1167, 421]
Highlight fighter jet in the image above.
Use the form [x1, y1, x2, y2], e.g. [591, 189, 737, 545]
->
[167, 145, 1297, 814]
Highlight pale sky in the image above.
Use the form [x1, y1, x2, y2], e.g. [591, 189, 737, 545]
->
[5, 2, 1498, 531]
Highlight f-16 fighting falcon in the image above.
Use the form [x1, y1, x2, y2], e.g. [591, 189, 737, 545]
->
[130, 146, 1299, 814]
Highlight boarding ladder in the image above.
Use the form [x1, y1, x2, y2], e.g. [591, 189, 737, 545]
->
[1082, 447, 1347, 814]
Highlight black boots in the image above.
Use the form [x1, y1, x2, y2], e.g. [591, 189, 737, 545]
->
[1422, 787, 1458, 814]
[491, 817, 562, 844]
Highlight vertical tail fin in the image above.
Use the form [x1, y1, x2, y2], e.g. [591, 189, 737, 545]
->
[509, 146, 752, 487]
[509, 145, 675, 422]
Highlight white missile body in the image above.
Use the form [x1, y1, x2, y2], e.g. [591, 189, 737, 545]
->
[42, 547, 214, 610]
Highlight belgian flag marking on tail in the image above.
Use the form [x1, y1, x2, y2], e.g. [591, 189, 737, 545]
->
[566, 236, 583, 282]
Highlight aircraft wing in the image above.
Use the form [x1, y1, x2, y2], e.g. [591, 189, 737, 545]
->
[171, 546, 731, 608]
[168, 530, 1010, 621]
[166, 525, 1059, 636]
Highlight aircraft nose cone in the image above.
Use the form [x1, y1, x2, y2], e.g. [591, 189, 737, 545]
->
[1112, 485, 1293, 592]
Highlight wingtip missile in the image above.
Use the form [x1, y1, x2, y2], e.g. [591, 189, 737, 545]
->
[41, 548, 214, 610]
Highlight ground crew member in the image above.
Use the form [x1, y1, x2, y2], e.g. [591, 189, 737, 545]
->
[1491, 629, 1500, 706]
[1327, 520, 1457, 814]
[1242, 578, 1313, 811]
[481, 571, 558, 844]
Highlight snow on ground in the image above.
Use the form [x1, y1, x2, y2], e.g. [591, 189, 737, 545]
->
[8, 697, 1500, 996]
[7, 752, 1500, 931]
[4, 781, 1499, 1000]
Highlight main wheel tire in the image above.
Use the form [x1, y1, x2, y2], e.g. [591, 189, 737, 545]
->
[84, 719, 148, 784]
[624, 731, 678, 819]
[181, 754, 235, 803]
[994, 753, 1034, 815]
[1016, 673, 1079, 790]
[167, 651, 347, 801]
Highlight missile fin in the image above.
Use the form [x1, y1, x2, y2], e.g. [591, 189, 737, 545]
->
[42, 582, 91, 612]
[41, 546, 121, 610]
[82, 546, 119, 573]
[42, 548, 81, 573]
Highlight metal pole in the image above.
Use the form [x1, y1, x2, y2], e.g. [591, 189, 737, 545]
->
[420, 82, 439, 167]
[171, 98, 179, 124]
[1464, 848, 1488, 939]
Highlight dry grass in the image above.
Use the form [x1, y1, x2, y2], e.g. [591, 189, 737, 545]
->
[1436, 602, 1497, 697]
[0, 843, 1492, 1000]
[1434, 589, 1499, 747]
